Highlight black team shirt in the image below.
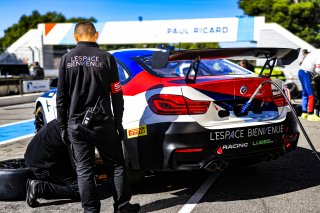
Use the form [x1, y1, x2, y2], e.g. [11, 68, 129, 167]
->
[56, 42, 124, 131]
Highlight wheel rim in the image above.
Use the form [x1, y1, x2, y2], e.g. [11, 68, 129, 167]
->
[35, 107, 45, 131]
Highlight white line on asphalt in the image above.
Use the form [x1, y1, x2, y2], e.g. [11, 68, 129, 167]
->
[178, 171, 221, 213]
[0, 119, 34, 128]
[0, 133, 35, 146]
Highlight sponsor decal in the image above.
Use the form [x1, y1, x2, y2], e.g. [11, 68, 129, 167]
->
[222, 143, 248, 150]
[216, 142, 248, 155]
[167, 26, 228, 35]
[111, 81, 122, 93]
[216, 146, 223, 155]
[210, 125, 284, 141]
[127, 125, 147, 139]
[247, 125, 284, 137]
[252, 139, 273, 146]
[210, 129, 245, 141]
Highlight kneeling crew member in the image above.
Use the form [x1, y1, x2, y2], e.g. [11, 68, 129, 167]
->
[24, 119, 79, 208]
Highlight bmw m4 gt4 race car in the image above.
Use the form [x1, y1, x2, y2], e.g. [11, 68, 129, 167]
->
[35, 47, 300, 173]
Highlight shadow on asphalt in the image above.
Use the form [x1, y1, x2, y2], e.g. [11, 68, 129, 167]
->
[131, 169, 209, 212]
[38, 199, 79, 207]
[35, 181, 112, 207]
[132, 147, 320, 212]
[205, 147, 320, 201]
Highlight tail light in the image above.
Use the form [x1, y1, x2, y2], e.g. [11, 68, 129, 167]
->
[175, 148, 203, 153]
[272, 94, 288, 107]
[283, 133, 298, 149]
[148, 94, 210, 115]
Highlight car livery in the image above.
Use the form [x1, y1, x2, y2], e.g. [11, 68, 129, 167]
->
[35, 47, 300, 172]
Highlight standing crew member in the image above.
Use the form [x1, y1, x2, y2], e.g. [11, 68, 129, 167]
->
[299, 49, 320, 121]
[56, 21, 140, 213]
[24, 119, 79, 208]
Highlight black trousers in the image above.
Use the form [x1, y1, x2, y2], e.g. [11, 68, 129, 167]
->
[30, 162, 79, 200]
[68, 118, 131, 213]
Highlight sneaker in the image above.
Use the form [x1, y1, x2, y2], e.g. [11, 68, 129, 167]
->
[26, 179, 40, 208]
[115, 203, 141, 213]
[307, 114, 320, 121]
[301, 113, 308, 119]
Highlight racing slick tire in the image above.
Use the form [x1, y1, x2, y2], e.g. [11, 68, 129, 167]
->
[0, 158, 33, 200]
[35, 105, 47, 132]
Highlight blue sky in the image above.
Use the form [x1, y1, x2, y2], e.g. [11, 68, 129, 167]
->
[0, 0, 244, 38]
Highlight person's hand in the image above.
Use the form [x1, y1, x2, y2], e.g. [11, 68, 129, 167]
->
[114, 120, 124, 141]
[60, 129, 70, 145]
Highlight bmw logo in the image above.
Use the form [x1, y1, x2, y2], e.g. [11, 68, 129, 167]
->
[240, 86, 247, 95]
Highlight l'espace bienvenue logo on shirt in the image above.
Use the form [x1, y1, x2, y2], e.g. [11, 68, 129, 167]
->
[67, 56, 103, 68]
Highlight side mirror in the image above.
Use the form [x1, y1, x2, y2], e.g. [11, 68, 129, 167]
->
[50, 78, 58, 88]
[152, 50, 169, 69]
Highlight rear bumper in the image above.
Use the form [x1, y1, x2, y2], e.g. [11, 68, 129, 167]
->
[123, 112, 299, 171]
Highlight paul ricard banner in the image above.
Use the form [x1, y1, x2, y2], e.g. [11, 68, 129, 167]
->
[40, 17, 264, 45]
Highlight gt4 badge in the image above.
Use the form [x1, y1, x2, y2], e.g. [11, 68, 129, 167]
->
[127, 125, 147, 139]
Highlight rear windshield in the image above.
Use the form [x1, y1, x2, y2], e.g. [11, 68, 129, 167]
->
[138, 55, 253, 78]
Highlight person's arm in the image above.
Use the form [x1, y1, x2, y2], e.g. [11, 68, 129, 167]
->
[56, 56, 69, 132]
[109, 56, 124, 124]
[315, 55, 320, 74]
[99, 55, 124, 139]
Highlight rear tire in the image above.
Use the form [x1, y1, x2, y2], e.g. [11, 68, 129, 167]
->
[0, 159, 33, 201]
[122, 142, 145, 184]
[35, 105, 46, 132]
[94, 143, 146, 184]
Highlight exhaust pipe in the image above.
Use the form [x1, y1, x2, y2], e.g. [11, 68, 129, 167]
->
[218, 161, 228, 171]
[204, 161, 218, 173]
[265, 154, 273, 162]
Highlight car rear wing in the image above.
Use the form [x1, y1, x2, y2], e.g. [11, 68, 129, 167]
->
[152, 47, 300, 80]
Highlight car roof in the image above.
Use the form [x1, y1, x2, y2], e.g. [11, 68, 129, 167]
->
[109, 48, 159, 55]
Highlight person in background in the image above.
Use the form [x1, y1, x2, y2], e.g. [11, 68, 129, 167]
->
[240, 59, 255, 72]
[300, 49, 310, 65]
[32, 62, 44, 79]
[298, 49, 320, 121]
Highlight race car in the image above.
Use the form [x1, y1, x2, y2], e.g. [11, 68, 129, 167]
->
[35, 47, 300, 173]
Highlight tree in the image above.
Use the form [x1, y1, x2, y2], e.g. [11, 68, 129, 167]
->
[0, 10, 96, 49]
[238, 0, 320, 48]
